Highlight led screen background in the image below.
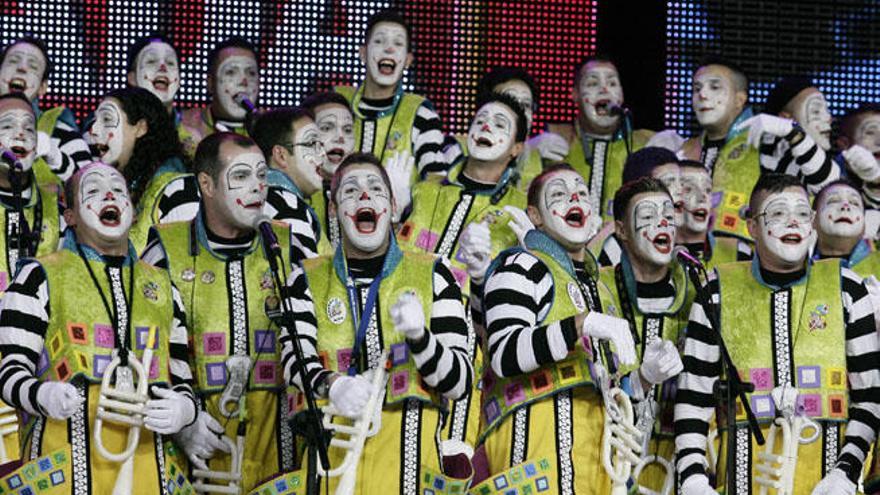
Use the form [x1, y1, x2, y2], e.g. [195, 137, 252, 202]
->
[0, 0, 598, 134]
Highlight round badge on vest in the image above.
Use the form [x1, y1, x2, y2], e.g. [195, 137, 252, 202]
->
[327, 297, 346, 324]
[567, 282, 586, 312]
[201, 270, 216, 284]
[181, 268, 196, 282]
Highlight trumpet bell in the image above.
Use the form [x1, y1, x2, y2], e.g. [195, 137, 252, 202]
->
[192, 435, 244, 495]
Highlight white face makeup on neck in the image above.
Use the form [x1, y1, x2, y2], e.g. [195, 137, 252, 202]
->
[577, 62, 623, 132]
[791, 90, 832, 151]
[365, 22, 409, 88]
[627, 193, 676, 267]
[495, 79, 534, 129]
[817, 185, 864, 240]
[213, 149, 268, 230]
[537, 170, 597, 249]
[315, 104, 354, 172]
[291, 121, 325, 195]
[680, 167, 712, 235]
[467, 102, 517, 163]
[0, 43, 46, 100]
[692, 66, 739, 132]
[336, 166, 392, 254]
[76, 165, 133, 243]
[0, 102, 37, 171]
[213, 51, 259, 121]
[134, 41, 180, 106]
[854, 114, 880, 160]
[754, 190, 813, 266]
[89, 99, 126, 165]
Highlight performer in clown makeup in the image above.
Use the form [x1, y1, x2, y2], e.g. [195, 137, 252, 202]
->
[470, 164, 636, 494]
[837, 104, 880, 223]
[281, 153, 473, 494]
[179, 37, 259, 158]
[335, 9, 449, 179]
[126, 35, 181, 120]
[544, 56, 654, 243]
[0, 162, 196, 493]
[142, 133, 303, 492]
[597, 177, 691, 494]
[811, 179, 880, 276]
[675, 173, 880, 495]
[0, 37, 92, 186]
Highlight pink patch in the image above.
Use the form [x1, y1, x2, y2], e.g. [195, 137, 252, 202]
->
[749, 368, 773, 391]
[415, 230, 439, 251]
[94, 324, 115, 348]
[203, 333, 227, 356]
[503, 382, 526, 406]
[337, 349, 353, 373]
[450, 267, 468, 289]
[797, 394, 823, 417]
[254, 361, 277, 384]
[391, 371, 409, 396]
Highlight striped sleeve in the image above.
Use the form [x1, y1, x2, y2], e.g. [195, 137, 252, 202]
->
[279, 264, 330, 393]
[597, 234, 623, 268]
[674, 269, 721, 485]
[264, 187, 320, 263]
[47, 109, 92, 182]
[484, 251, 580, 378]
[168, 283, 194, 400]
[411, 102, 450, 177]
[140, 227, 169, 270]
[836, 267, 880, 482]
[0, 261, 51, 416]
[759, 133, 839, 194]
[407, 257, 472, 400]
[156, 176, 200, 224]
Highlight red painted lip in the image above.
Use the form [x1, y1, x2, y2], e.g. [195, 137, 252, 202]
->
[377, 58, 397, 75]
[690, 208, 708, 220]
[152, 76, 170, 91]
[99, 205, 121, 227]
[327, 148, 345, 163]
[473, 136, 493, 147]
[834, 217, 854, 224]
[346, 207, 385, 234]
[236, 198, 263, 209]
[652, 232, 672, 253]
[780, 233, 803, 244]
[10, 145, 28, 158]
[564, 206, 586, 228]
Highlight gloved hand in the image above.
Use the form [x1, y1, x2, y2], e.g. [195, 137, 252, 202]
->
[640, 339, 684, 385]
[459, 220, 492, 283]
[384, 150, 415, 222]
[736, 114, 795, 148]
[679, 475, 721, 495]
[526, 132, 569, 161]
[842, 144, 880, 183]
[581, 312, 637, 366]
[390, 290, 426, 340]
[503, 205, 535, 246]
[328, 374, 373, 419]
[144, 386, 196, 435]
[35, 130, 61, 169]
[811, 469, 857, 495]
[37, 381, 84, 420]
[646, 129, 687, 153]
[174, 411, 232, 470]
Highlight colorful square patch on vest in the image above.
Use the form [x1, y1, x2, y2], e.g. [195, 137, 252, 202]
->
[797, 365, 821, 389]
[398, 222, 415, 241]
[54, 358, 71, 382]
[254, 361, 277, 384]
[391, 370, 409, 397]
[337, 348, 353, 372]
[94, 323, 115, 348]
[720, 213, 739, 231]
[749, 368, 773, 391]
[828, 394, 846, 418]
[797, 394, 822, 417]
[254, 330, 276, 353]
[503, 382, 526, 406]
[37, 349, 49, 376]
[493, 474, 509, 490]
[205, 362, 227, 386]
[557, 362, 582, 385]
[203, 333, 227, 356]
[450, 266, 468, 289]
[484, 397, 501, 424]
[391, 342, 408, 366]
[66, 322, 88, 345]
[415, 229, 439, 251]
[723, 191, 747, 210]
[827, 367, 846, 390]
[530, 369, 553, 394]
[710, 191, 723, 209]
[136, 326, 159, 349]
[94, 355, 111, 378]
[750, 394, 775, 418]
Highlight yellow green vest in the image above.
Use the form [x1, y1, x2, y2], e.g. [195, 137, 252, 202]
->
[130, 164, 189, 253]
[153, 220, 289, 394]
[708, 133, 760, 241]
[308, 187, 338, 257]
[0, 181, 61, 295]
[335, 85, 424, 168]
[398, 166, 525, 294]
[178, 107, 250, 160]
[717, 259, 848, 424]
[33, 106, 66, 187]
[298, 246, 443, 411]
[37, 248, 173, 386]
[842, 240, 880, 280]
[453, 134, 542, 193]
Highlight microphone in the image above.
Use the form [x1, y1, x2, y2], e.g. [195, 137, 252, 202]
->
[233, 93, 256, 114]
[608, 104, 628, 117]
[253, 213, 281, 257]
[0, 147, 22, 171]
[672, 245, 705, 271]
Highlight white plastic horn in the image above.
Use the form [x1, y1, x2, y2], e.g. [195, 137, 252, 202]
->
[192, 434, 244, 495]
[218, 356, 252, 419]
[602, 386, 644, 495]
[633, 454, 674, 495]
[0, 403, 19, 464]
[316, 352, 389, 495]
[754, 414, 820, 494]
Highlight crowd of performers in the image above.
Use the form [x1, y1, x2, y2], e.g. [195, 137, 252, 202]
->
[0, 7, 879, 495]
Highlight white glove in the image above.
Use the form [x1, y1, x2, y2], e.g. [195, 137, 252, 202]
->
[811, 469, 857, 495]
[390, 290, 426, 340]
[37, 381, 84, 420]
[459, 220, 492, 283]
[144, 386, 196, 435]
[503, 205, 534, 246]
[842, 144, 880, 183]
[328, 374, 372, 419]
[526, 132, 569, 161]
[646, 129, 687, 153]
[735, 114, 795, 148]
[385, 150, 415, 222]
[865, 275, 880, 333]
[679, 475, 720, 495]
[582, 312, 637, 366]
[174, 411, 231, 469]
[640, 339, 683, 385]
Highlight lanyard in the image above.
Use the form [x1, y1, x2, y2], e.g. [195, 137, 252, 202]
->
[344, 273, 384, 376]
[76, 244, 135, 363]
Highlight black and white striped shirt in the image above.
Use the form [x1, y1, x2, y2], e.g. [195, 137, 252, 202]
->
[758, 133, 840, 194]
[674, 264, 880, 485]
[281, 254, 473, 401]
[44, 107, 92, 182]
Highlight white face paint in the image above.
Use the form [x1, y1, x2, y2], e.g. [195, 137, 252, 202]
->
[292, 122, 325, 194]
[0, 43, 46, 100]
[680, 168, 712, 234]
[538, 170, 596, 248]
[755, 191, 813, 265]
[365, 22, 408, 87]
[89, 100, 125, 165]
[467, 102, 517, 162]
[215, 151, 268, 230]
[495, 79, 534, 129]
[134, 41, 180, 106]
[336, 167, 392, 253]
[653, 164, 682, 227]
[793, 91, 832, 151]
[215, 54, 259, 120]
[628, 193, 676, 266]
[0, 105, 36, 171]
[78, 166, 133, 241]
[315, 105, 354, 172]
[578, 63, 623, 130]
[854, 115, 880, 162]
[692, 68, 737, 129]
[817, 185, 864, 240]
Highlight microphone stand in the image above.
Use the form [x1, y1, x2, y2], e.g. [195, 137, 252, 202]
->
[680, 260, 764, 494]
[259, 226, 330, 495]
